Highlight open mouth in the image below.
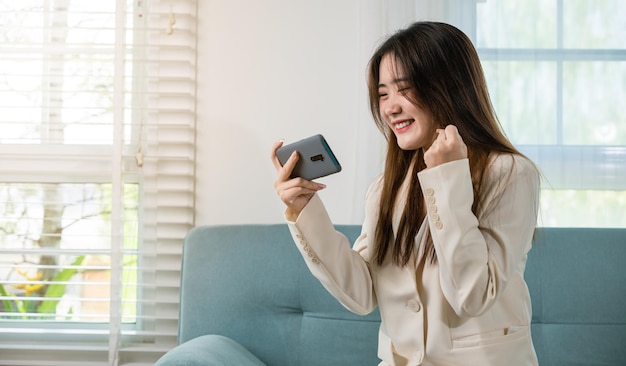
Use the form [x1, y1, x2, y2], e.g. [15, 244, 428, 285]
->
[394, 120, 414, 131]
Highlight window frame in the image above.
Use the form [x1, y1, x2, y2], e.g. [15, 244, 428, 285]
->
[473, 0, 626, 192]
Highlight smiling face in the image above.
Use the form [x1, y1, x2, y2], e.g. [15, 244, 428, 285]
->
[377, 54, 438, 151]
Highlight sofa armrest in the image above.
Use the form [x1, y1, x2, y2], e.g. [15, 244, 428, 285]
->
[154, 334, 266, 366]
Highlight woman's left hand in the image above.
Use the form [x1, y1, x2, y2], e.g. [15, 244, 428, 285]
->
[423, 125, 468, 169]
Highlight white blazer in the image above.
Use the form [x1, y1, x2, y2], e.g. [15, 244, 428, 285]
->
[286, 155, 540, 366]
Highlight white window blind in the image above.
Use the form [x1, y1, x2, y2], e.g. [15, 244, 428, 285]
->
[473, 0, 626, 227]
[0, 1, 197, 365]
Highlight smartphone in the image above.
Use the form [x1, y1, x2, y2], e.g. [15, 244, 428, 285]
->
[276, 134, 342, 180]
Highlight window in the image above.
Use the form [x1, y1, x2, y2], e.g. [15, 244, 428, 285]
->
[474, 0, 626, 227]
[0, 1, 197, 365]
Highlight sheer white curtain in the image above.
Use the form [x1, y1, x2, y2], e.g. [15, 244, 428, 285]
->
[475, 0, 626, 227]
[0, 1, 197, 365]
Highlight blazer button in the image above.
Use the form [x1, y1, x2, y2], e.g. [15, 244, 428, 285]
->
[425, 188, 434, 196]
[407, 299, 421, 313]
[413, 350, 424, 364]
[435, 221, 443, 230]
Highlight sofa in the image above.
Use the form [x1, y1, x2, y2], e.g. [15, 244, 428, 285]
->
[154, 225, 626, 366]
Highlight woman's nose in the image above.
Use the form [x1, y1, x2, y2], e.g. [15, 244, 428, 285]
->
[383, 94, 401, 116]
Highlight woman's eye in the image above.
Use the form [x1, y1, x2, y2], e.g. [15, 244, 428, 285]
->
[378, 92, 388, 98]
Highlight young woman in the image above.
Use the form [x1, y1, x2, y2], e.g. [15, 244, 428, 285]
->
[271, 21, 540, 366]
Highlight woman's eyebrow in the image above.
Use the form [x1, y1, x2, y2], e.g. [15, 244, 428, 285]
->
[378, 77, 410, 88]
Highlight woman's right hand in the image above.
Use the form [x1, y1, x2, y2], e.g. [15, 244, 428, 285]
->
[271, 140, 326, 218]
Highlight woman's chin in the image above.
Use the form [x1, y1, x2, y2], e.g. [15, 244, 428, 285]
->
[396, 139, 420, 151]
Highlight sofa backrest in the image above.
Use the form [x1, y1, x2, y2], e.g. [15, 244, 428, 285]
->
[178, 225, 626, 366]
[525, 228, 626, 366]
[178, 224, 381, 366]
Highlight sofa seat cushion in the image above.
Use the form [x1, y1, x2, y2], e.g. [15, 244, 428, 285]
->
[176, 224, 380, 366]
[154, 334, 266, 366]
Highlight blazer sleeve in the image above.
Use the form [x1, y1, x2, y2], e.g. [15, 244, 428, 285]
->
[417, 155, 539, 317]
[285, 179, 382, 315]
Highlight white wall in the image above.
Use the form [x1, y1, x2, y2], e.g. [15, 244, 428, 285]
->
[194, 0, 450, 226]
[195, 0, 383, 225]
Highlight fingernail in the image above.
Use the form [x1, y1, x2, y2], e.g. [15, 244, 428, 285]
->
[318, 184, 326, 189]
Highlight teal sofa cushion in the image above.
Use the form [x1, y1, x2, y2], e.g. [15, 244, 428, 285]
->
[172, 224, 380, 366]
[525, 228, 626, 366]
[154, 334, 266, 366]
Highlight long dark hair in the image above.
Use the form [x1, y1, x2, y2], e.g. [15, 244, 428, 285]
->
[367, 21, 523, 267]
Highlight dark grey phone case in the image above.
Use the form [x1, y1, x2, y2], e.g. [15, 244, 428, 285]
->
[276, 134, 342, 180]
